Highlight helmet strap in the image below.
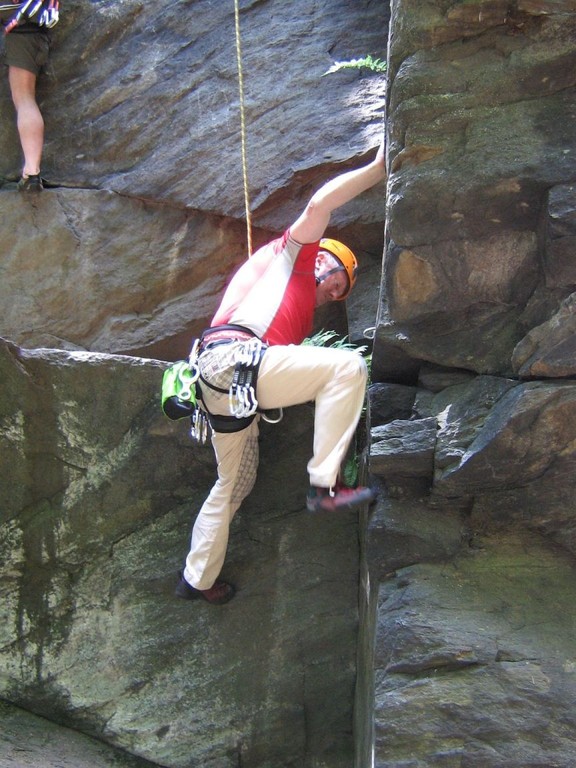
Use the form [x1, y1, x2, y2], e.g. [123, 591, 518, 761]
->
[315, 265, 346, 286]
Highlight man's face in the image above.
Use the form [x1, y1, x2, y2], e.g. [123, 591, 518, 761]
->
[314, 252, 349, 306]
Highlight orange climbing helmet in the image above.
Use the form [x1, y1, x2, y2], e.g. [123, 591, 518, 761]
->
[318, 238, 358, 300]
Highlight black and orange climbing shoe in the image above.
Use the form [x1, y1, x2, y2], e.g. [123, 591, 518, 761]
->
[175, 571, 236, 605]
[306, 484, 376, 513]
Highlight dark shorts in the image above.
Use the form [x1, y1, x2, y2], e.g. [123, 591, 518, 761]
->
[4, 26, 50, 75]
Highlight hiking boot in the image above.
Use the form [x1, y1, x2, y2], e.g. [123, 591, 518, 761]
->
[306, 484, 376, 513]
[17, 174, 43, 193]
[175, 571, 236, 605]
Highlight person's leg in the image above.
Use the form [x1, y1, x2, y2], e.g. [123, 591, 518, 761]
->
[256, 344, 368, 488]
[183, 418, 260, 590]
[8, 65, 44, 178]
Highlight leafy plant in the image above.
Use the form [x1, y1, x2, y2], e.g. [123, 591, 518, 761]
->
[301, 329, 367, 355]
[322, 55, 387, 77]
[302, 330, 371, 378]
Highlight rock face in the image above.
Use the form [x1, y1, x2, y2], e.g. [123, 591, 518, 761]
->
[1, 1, 576, 767]
[0, 339, 360, 768]
[1, 3, 389, 764]
[0, 0, 386, 360]
[372, 536, 576, 767]
[374, 0, 576, 382]
[361, 1, 576, 766]
[0, 700, 157, 768]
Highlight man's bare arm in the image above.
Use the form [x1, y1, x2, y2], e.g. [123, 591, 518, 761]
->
[290, 142, 386, 245]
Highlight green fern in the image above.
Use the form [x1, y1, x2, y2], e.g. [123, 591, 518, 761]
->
[301, 330, 367, 356]
[342, 454, 359, 488]
[322, 55, 387, 77]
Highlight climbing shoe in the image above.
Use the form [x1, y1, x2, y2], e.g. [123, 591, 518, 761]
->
[175, 571, 236, 605]
[306, 484, 376, 513]
[17, 174, 43, 193]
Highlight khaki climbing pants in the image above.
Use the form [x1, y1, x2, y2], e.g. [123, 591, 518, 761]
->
[184, 342, 368, 590]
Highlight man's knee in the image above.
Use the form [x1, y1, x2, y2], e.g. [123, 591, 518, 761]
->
[340, 351, 368, 384]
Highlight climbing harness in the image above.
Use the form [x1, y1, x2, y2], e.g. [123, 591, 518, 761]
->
[233, 0, 253, 257]
[161, 326, 282, 441]
[1, 0, 59, 33]
[198, 328, 268, 429]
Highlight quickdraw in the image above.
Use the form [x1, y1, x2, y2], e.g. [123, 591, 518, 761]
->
[2, 0, 59, 34]
[228, 337, 264, 419]
[191, 408, 210, 445]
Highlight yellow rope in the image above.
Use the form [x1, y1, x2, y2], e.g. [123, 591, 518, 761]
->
[233, 0, 253, 257]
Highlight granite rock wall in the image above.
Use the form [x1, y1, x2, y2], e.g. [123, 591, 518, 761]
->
[364, 2, 576, 766]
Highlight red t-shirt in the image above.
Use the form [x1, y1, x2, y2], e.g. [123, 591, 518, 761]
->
[211, 228, 319, 346]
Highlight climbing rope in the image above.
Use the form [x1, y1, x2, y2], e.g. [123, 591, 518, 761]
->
[233, 0, 253, 257]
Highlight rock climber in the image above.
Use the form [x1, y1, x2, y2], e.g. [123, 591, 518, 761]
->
[1, 0, 59, 192]
[176, 141, 387, 605]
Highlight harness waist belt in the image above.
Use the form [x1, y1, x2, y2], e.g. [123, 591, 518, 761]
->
[200, 324, 257, 349]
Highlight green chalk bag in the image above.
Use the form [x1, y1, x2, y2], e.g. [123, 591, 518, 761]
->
[161, 359, 199, 420]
